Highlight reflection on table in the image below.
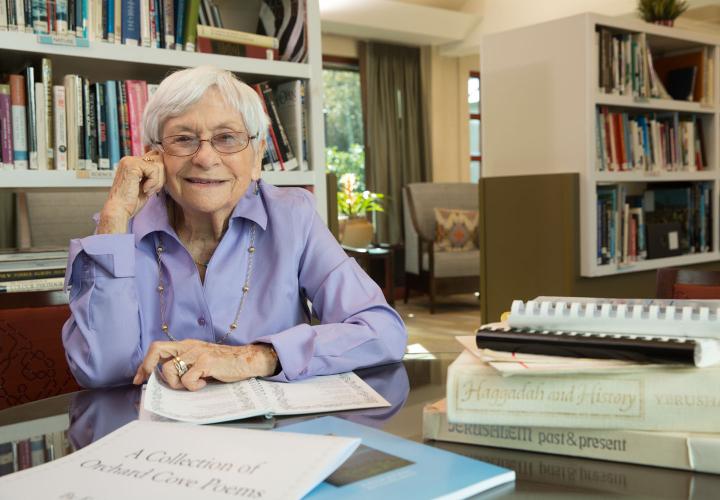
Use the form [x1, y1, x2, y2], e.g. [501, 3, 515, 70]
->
[1, 354, 718, 499]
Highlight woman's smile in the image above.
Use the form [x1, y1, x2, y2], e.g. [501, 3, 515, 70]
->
[183, 177, 230, 186]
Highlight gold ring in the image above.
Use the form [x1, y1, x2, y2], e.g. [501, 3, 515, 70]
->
[173, 356, 189, 377]
[143, 157, 152, 162]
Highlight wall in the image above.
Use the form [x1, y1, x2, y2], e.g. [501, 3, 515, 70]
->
[321, 34, 359, 58]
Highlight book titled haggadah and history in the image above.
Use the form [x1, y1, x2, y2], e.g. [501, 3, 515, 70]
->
[144, 371, 391, 424]
[424, 399, 720, 474]
[0, 420, 360, 500]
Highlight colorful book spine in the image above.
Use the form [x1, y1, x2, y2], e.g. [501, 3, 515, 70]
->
[105, 81, 120, 168]
[113, 0, 121, 43]
[125, 80, 148, 156]
[117, 80, 131, 157]
[162, 0, 174, 48]
[0, 85, 13, 168]
[261, 82, 297, 170]
[106, 0, 115, 42]
[182, 0, 199, 51]
[424, 399, 720, 474]
[0, 442, 13, 477]
[122, 0, 139, 45]
[447, 350, 720, 432]
[9, 74, 28, 169]
[82, 77, 97, 169]
[196, 24, 278, 49]
[53, 85, 68, 170]
[140, 0, 150, 47]
[174, 0, 186, 50]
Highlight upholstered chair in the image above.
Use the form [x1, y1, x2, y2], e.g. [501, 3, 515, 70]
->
[402, 183, 480, 313]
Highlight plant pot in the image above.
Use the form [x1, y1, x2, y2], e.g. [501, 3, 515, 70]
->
[340, 217, 374, 248]
[652, 19, 674, 27]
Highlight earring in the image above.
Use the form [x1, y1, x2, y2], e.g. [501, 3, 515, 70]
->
[254, 179, 260, 195]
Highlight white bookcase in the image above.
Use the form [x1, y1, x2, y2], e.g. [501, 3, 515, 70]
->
[0, 0, 327, 221]
[482, 13, 720, 277]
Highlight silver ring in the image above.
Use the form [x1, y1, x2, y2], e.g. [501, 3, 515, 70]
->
[173, 356, 189, 377]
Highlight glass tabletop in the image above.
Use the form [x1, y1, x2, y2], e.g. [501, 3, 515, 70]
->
[0, 354, 717, 499]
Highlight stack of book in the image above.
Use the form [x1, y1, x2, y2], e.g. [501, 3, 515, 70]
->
[0, 249, 66, 292]
[424, 296, 720, 474]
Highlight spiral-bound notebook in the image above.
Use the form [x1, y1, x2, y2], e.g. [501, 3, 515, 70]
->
[492, 296, 720, 367]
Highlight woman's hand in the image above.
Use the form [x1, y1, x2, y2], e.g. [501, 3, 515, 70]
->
[132, 339, 279, 391]
[97, 151, 165, 234]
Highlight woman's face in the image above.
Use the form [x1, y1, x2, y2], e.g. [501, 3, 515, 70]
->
[159, 87, 263, 217]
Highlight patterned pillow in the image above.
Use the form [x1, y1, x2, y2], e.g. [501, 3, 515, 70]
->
[434, 208, 479, 252]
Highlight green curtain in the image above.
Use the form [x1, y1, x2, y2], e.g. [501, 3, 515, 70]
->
[360, 42, 430, 245]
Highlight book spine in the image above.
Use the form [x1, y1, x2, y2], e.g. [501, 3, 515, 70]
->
[15, 440, 30, 470]
[139, 0, 150, 47]
[95, 82, 109, 169]
[0, 267, 66, 281]
[446, 355, 720, 432]
[104, 81, 120, 168]
[106, 0, 114, 42]
[14, 0, 25, 31]
[182, 0, 199, 51]
[0, 277, 65, 293]
[83, 77, 97, 169]
[122, 0, 139, 45]
[9, 74, 28, 169]
[261, 82, 297, 170]
[117, 80, 131, 157]
[29, 436, 45, 466]
[0, 442, 13, 477]
[34, 82, 48, 170]
[162, 0, 174, 48]
[112, 0, 120, 43]
[41, 58, 53, 168]
[0, 85, 13, 166]
[0, 1, 7, 31]
[125, 80, 147, 156]
[25, 66, 38, 169]
[423, 401, 720, 474]
[53, 85, 67, 170]
[196, 24, 278, 49]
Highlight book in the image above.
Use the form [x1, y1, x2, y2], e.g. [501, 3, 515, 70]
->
[507, 296, 720, 338]
[183, 0, 200, 51]
[9, 74, 28, 169]
[275, 80, 308, 170]
[196, 36, 279, 60]
[0, 420, 360, 500]
[260, 82, 298, 170]
[104, 81, 120, 169]
[653, 49, 706, 103]
[424, 398, 720, 474]
[34, 82, 47, 170]
[196, 24, 278, 49]
[446, 349, 720, 432]
[25, 66, 37, 169]
[0, 277, 65, 293]
[279, 416, 515, 499]
[52, 85, 67, 170]
[0, 267, 66, 281]
[0, 84, 13, 168]
[144, 371, 391, 425]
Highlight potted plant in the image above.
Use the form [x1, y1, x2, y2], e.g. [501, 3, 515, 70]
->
[337, 173, 384, 248]
[637, 0, 688, 26]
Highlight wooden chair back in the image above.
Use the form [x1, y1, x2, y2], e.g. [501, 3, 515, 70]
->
[656, 268, 720, 300]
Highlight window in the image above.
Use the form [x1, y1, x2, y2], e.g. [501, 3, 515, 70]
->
[322, 58, 365, 190]
[468, 72, 481, 183]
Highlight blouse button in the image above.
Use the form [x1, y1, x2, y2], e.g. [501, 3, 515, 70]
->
[197, 317, 206, 326]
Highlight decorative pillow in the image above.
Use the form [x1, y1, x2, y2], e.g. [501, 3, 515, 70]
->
[434, 208, 479, 252]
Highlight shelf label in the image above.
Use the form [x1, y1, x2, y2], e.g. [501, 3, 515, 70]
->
[75, 170, 115, 179]
[37, 34, 90, 48]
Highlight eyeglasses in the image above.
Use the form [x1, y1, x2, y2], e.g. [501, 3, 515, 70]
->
[156, 131, 257, 157]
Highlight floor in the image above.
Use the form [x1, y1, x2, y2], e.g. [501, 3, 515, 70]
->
[394, 293, 481, 355]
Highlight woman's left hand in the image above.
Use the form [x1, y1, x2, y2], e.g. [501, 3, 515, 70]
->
[132, 339, 279, 391]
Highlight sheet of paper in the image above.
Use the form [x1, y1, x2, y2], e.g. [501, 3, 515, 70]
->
[259, 372, 391, 416]
[145, 371, 390, 424]
[145, 372, 268, 424]
[0, 420, 360, 500]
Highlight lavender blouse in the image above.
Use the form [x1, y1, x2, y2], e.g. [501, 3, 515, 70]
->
[62, 181, 407, 388]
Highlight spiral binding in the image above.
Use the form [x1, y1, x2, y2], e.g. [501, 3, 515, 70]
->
[508, 298, 720, 338]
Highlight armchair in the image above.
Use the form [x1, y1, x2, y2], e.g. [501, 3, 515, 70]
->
[402, 183, 480, 313]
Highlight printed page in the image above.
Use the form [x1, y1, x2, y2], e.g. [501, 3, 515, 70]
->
[0, 420, 360, 500]
[260, 372, 391, 416]
[144, 372, 268, 424]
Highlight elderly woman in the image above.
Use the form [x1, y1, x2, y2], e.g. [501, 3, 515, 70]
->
[62, 65, 406, 391]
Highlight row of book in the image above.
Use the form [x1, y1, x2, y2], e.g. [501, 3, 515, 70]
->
[0, 58, 309, 171]
[0, 249, 67, 292]
[595, 107, 707, 172]
[0, 1, 301, 62]
[596, 182, 712, 266]
[0, 429, 72, 477]
[596, 27, 715, 105]
[425, 297, 720, 475]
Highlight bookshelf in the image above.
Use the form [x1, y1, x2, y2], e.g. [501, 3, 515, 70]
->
[0, 0, 327, 221]
[482, 13, 720, 277]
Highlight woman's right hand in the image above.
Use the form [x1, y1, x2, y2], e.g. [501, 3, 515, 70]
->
[97, 151, 165, 234]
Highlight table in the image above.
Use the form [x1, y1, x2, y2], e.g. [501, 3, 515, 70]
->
[342, 244, 395, 305]
[1, 354, 715, 498]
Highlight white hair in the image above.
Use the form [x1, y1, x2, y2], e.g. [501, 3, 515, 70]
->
[142, 65, 270, 151]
